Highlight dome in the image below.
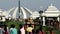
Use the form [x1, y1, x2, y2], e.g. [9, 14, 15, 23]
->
[30, 11, 40, 19]
[32, 11, 40, 15]
[47, 4, 59, 11]
[0, 9, 2, 12]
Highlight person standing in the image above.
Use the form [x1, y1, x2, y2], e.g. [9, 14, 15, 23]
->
[27, 24, 33, 34]
[50, 28, 54, 34]
[10, 24, 17, 34]
[18, 24, 25, 34]
[20, 26, 25, 34]
[0, 25, 5, 34]
[4, 25, 9, 34]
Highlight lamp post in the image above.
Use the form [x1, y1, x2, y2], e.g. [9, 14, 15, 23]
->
[19, 0, 20, 18]
[39, 10, 43, 26]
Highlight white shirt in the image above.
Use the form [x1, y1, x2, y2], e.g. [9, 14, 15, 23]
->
[20, 27, 25, 34]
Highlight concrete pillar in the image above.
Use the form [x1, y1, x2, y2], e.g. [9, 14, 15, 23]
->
[57, 17, 59, 21]
[43, 17, 45, 26]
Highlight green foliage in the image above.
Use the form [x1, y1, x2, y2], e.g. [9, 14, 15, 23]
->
[35, 25, 40, 30]
[53, 26, 58, 31]
[5, 19, 24, 29]
[42, 26, 50, 31]
[46, 31, 50, 34]
[54, 31, 60, 34]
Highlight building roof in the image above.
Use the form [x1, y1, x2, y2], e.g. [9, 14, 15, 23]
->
[45, 4, 60, 13]
[42, 4, 60, 17]
[31, 11, 40, 16]
[30, 11, 40, 19]
[46, 4, 59, 11]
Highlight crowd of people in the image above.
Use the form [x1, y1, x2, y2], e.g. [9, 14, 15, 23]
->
[0, 24, 18, 34]
[0, 23, 33, 34]
[0, 17, 60, 34]
[0, 24, 55, 34]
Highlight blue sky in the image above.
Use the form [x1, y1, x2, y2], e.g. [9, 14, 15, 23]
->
[0, 0, 60, 11]
[0, 0, 18, 10]
[20, 0, 60, 11]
